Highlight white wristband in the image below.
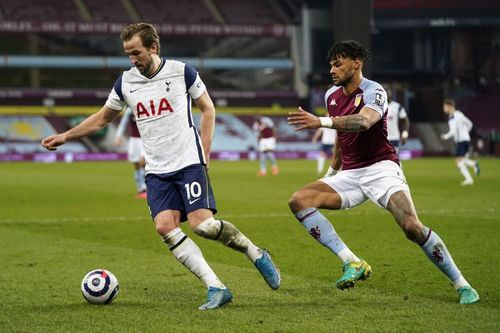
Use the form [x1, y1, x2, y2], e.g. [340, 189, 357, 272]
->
[319, 117, 333, 128]
[401, 130, 409, 139]
[324, 166, 338, 178]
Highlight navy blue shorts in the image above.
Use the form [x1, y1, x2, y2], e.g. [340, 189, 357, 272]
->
[321, 144, 334, 154]
[389, 140, 400, 148]
[145, 164, 217, 221]
[455, 141, 470, 157]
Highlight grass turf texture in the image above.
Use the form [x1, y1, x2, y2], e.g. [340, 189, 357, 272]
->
[0, 158, 499, 332]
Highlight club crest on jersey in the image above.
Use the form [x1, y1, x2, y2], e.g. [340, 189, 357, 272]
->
[136, 97, 173, 119]
[354, 94, 363, 107]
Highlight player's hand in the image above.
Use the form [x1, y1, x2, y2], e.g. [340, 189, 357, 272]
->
[287, 107, 321, 131]
[324, 166, 338, 178]
[401, 130, 409, 144]
[440, 134, 446, 140]
[41, 134, 66, 151]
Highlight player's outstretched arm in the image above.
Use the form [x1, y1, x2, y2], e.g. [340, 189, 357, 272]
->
[41, 105, 121, 151]
[287, 107, 321, 131]
[331, 107, 381, 132]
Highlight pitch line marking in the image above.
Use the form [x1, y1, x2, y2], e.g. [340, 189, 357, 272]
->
[0, 207, 497, 224]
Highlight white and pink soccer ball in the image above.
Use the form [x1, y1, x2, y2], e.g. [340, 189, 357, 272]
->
[81, 269, 119, 304]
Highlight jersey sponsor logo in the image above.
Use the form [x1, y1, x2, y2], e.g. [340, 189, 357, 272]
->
[136, 97, 174, 119]
[354, 94, 363, 107]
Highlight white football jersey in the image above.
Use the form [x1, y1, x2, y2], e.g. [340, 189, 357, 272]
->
[386, 101, 407, 141]
[105, 58, 206, 174]
[320, 128, 337, 145]
[442, 110, 473, 142]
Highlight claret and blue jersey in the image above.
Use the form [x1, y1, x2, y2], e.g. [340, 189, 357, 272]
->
[324, 78, 399, 170]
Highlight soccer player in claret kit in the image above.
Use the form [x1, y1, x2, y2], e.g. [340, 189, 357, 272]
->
[287, 40, 479, 304]
[114, 106, 147, 198]
[253, 115, 280, 176]
[41, 23, 280, 310]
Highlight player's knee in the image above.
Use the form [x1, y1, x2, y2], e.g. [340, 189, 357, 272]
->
[402, 218, 423, 242]
[155, 221, 172, 236]
[193, 217, 221, 240]
[154, 212, 180, 235]
[288, 190, 305, 213]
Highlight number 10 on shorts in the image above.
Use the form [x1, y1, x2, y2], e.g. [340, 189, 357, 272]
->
[185, 181, 202, 204]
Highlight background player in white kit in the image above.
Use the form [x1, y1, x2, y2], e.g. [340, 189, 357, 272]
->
[114, 105, 147, 198]
[311, 125, 337, 175]
[41, 23, 280, 310]
[287, 40, 479, 304]
[386, 89, 410, 153]
[441, 99, 480, 186]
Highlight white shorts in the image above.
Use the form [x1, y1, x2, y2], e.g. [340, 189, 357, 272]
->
[320, 160, 409, 209]
[127, 137, 145, 163]
[259, 137, 276, 152]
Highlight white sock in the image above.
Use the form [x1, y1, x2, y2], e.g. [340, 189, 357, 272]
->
[194, 217, 262, 262]
[463, 158, 476, 168]
[457, 160, 473, 182]
[419, 227, 470, 289]
[317, 154, 326, 173]
[295, 208, 359, 264]
[163, 228, 225, 289]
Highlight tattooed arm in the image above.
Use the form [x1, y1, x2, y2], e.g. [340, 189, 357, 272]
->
[287, 106, 381, 132]
[331, 107, 381, 132]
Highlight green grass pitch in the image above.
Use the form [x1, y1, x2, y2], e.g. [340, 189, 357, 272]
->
[1, 158, 499, 332]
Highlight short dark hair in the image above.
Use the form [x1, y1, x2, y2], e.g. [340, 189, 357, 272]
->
[327, 40, 371, 63]
[121, 23, 161, 54]
[443, 99, 455, 106]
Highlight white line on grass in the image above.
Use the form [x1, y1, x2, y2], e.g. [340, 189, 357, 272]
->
[0, 207, 497, 224]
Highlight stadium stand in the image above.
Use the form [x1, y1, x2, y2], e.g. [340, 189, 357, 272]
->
[131, 0, 218, 24]
[0, 0, 83, 21]
[214, 0, 283, 24]
[0, 0, 499, 160]
[84, 0, 132, 22]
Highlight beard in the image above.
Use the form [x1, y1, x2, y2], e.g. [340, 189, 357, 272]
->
[334, 71, 354, 87]
[137, 61, 153, 76]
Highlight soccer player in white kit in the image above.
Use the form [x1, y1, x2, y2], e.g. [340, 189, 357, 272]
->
[441, 99, 480, 186]
[114, 105, 147, 198]
[41, 23, 280, 310]
[287, 40, 479, 304]
[386, 90, 410, 152]
[311, 126, 337, 174]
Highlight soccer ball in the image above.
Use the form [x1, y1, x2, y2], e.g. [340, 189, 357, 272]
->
[81, 269, 119, 304]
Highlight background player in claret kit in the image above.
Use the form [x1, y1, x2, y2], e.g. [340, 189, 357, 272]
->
[41, 23, 280, 310]
[253, 115, 279, 176]
[114, 106, 147, 198]
[286, 40, 479, 304]
[441, 98, 480, 186]
[386, 89, 410, 154]
[311, 126, 337, 175]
